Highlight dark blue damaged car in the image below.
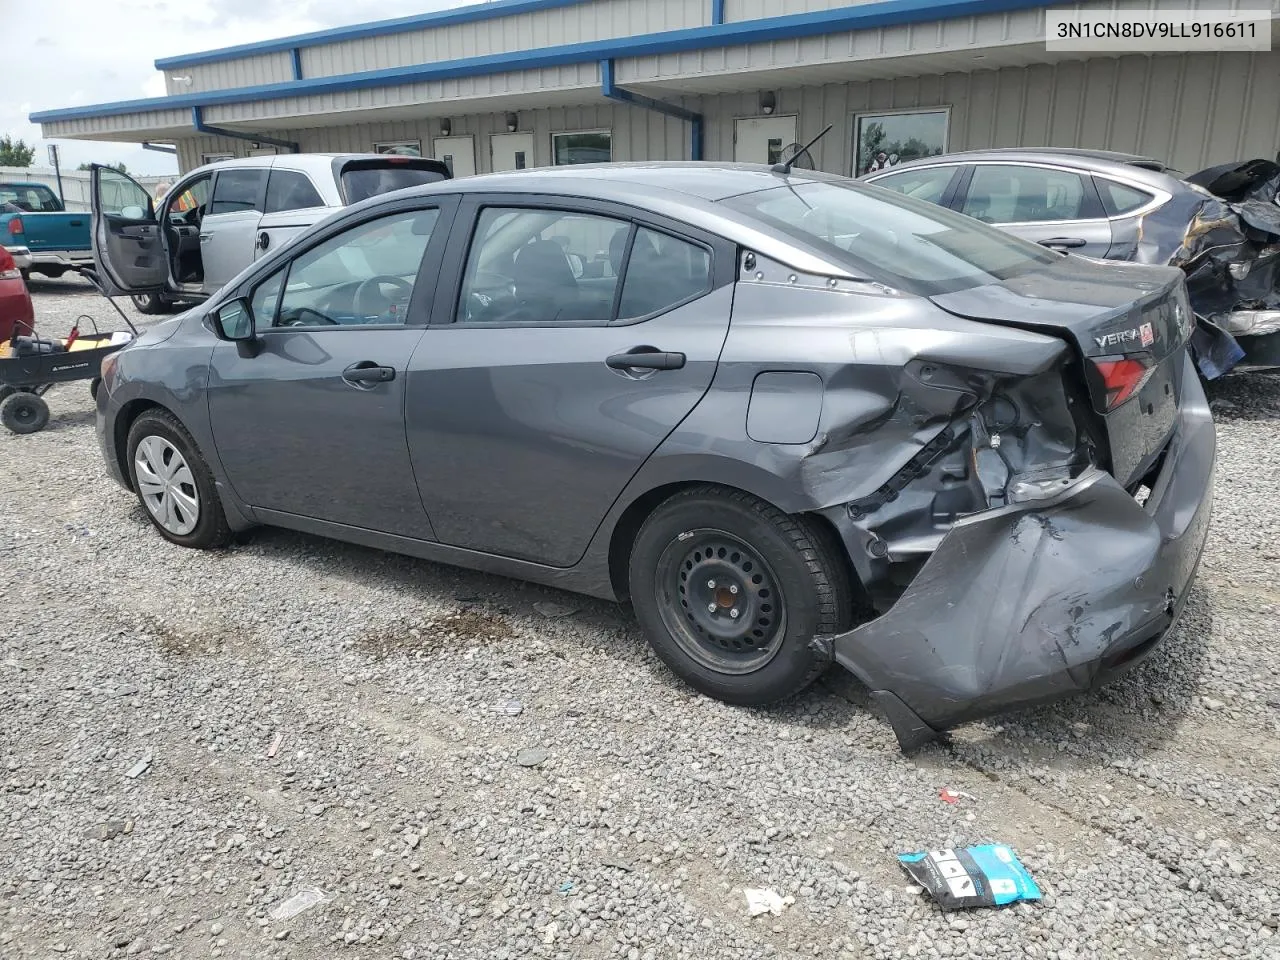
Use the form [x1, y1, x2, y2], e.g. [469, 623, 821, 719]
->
[91, 163, 1215, 749]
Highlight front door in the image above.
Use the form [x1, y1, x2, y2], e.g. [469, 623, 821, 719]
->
[406, 200, 733, 567]
[432, 136, 477, 178]
[491, 133, 535, 172]
[207, 201, 456, 538]
[89, 165, 165, 296]
[734, 116, 797, 165]
[956, 163, 1115, 257]
[200, 165, 270, 293]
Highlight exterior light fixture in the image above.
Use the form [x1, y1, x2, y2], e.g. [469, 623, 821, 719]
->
[760, 92, 776, 116]
[440, 118, 452, 137]
[506, 112, 518, 132]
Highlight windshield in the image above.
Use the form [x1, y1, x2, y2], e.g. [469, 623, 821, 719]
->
[0, 183, 61, 212]
[722, 180, 1059, 296]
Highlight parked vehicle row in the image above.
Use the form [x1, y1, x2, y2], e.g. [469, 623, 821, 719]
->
[90, 162, 1214, 749]
[862, 148, 1280, 375]
[92, 154, 450, 313]
[1, 180, 93, 282]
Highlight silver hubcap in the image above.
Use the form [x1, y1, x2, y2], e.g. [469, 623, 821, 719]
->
[134, 435, 200, 536]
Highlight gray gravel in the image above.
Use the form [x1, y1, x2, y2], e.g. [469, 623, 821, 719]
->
[2, 273, 1279, 959]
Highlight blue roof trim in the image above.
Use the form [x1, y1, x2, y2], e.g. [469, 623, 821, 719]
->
[34, 0, 1052, 124]
[154, 0, 589, 69]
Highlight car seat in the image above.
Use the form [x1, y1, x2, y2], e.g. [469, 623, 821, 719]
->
[511, 239, 578, 317]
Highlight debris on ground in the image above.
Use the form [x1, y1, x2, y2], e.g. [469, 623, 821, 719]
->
[557, 881, 575, 895]
[533, 601, 578, 618]
[124, 750, 153, 779]
[516, 747, 548, 767]
[267, 732, 283, 758]
[939, 788, 977, 804]
[600, 858, 633, 872]
[899, 845, 1041, 910]
[744, 888, 794, 917]
[493, 699, 523, 716]
[268, 887, 329, 922]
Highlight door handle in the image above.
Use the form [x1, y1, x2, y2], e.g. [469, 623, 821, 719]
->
[198, 233, 212, 243]
[1039, 237, 1087, 249]
[68, 219, 83, 227]
[606, 347, 686, 371]
[342, 362, 395, 385]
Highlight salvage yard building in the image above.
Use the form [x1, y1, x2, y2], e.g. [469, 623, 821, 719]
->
[29, 0, 1280, 177]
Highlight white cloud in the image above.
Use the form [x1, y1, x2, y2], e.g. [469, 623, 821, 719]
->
[7, 0, 458, 176]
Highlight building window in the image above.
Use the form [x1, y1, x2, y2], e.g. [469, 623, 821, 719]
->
[374, 140, 423, 157]
[552, 131, 611, 166]
[853, 109, 949, 177]
[201, 153, 234, 165]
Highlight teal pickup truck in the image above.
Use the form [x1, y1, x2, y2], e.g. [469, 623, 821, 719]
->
[1, 181, 92, 282]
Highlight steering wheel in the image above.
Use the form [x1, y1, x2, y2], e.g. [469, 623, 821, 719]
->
[279, 308, 337, 327]
[354, 275, 415, 320]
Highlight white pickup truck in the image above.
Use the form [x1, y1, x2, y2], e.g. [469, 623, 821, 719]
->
[90, 153, 451, 312]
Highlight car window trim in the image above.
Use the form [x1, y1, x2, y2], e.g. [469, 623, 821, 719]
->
[612, 224, 716, 327]
[1090, 174, 1167, 220]
[228, 194, 461, 332]
[433, 193, 732, 330]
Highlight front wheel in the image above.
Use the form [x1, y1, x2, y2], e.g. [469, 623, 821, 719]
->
[628, 486, 854, 706]
[131, 292, 171, 315]
[126, 410, 230, 549]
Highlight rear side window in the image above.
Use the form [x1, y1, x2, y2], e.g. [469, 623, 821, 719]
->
[869, 167, 958, 206]
[1096, 179, 1154, 216]
[961, 165, 1090, 223]
[618, 228, 712, 320]
[265, 170, 324, 213]
[340, 162, 449, 204]
[0, 184, 61, 212]
[209, 169, 267, 215]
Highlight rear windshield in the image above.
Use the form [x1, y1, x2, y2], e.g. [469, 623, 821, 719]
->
[339, 161, 448, 204]
[722, 180, 1059, 296]
[0, 183, 61, 212]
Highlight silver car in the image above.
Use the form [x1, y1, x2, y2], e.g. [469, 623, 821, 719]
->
[90, 154, 450, 312]
[93, 163, 1214, 749]
[863, 148, 1280, 373]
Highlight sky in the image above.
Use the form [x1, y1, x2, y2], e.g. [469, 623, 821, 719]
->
[4, 0, 464, 176]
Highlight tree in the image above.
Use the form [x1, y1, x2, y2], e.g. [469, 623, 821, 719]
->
[78, 161, 128, 174]
[0, 136, 35, 167]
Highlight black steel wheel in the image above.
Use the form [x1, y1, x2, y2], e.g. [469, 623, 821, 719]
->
[629, 485, 854, 706]
[0, 391, 50, 435]
[131, 292, 170, 315]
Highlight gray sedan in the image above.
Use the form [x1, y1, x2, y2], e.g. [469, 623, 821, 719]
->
[93, 164, 1214, 749]
[863, 148, 1280, 374]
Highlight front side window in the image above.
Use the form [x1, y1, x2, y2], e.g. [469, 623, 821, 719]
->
[723, 180, 1058, 297]
[457, 207, 630, 324]
[265, 170, 325, 214]
[961, 165, 1089, 224]
[249, 268, 285, 331]
[97, 169, 152, 219]
[552, 132, 612, 166]
[208, 169, 267, 216]
[267, 209, 439, 328]
[869, 166, 958, 206]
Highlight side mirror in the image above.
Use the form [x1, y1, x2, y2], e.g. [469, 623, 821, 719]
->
[212, 298, 261, 357]
[120, 204, 146, 221]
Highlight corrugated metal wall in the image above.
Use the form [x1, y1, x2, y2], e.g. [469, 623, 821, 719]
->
[171, 51, 1280, 178]
[174, 53, 296, 95]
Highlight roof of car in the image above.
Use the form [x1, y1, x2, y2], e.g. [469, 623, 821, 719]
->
[861, 148, 1186, 191]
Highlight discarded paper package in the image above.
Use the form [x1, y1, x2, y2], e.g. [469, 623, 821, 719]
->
[898, 845, 1041, 910]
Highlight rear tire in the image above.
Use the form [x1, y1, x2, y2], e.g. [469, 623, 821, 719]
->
[126, 409, 230, 549]
[0, 391, 50, 434]
[131, 292, 171, 315]
[89, 377, 102, 401]
[628, 486, 853, 706]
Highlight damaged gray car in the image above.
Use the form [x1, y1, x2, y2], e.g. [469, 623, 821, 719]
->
[92, 164, 1215, 749]
[863, 148, 1280, 377]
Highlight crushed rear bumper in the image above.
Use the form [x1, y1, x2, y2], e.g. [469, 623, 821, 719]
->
[826, 353, 1215, 749]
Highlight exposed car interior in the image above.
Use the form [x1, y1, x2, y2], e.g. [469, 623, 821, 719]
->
[162, 176, 211, 286]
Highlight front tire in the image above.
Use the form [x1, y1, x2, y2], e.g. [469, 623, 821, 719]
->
[131, 292, 171, 315]
[126, 410, 230, 549]
[628, 486, 854, 706]
[0, 391, 49, 434]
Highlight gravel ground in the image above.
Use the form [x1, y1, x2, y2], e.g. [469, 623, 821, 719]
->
[3, 273, 1279, 959]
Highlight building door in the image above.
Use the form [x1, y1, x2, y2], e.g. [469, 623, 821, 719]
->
[491, 133, 535, 172]
[733, 116, 797, 165]
[431, 136, 477, 177]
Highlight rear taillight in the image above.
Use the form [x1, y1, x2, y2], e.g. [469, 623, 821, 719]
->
[1094, 358, 1154, 410]
[0, 246, 16, 280]
[0, 268, 18, 280]
[8, 216, 23, 236]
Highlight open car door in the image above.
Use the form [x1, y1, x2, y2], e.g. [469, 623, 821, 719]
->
[90, 164, 166, 296]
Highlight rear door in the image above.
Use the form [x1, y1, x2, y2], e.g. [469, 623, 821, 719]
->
[89, 164, 165, 296]
[200, 164, 269, 293]
[955, 163, 1113, 256]
[405, 197, 735, 567]
[254, 166, 331, 261]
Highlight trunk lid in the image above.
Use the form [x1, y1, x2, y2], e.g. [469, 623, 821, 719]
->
[929, 256, 1193, 487]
